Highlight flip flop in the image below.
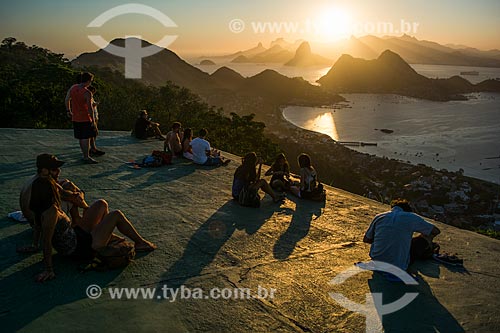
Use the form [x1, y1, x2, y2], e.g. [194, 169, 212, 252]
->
[433, 253, 463, 266]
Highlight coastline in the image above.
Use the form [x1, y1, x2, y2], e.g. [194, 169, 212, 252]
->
[261, 103, 500, 234]
[281, 93, 500, 184]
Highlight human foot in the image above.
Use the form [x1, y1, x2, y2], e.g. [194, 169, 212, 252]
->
[135, 240, 157, 252]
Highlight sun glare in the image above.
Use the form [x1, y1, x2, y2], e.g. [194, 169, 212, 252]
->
[315, 7, 352, 42]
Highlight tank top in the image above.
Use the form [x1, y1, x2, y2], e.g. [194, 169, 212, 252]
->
[70, 84, 91, 122]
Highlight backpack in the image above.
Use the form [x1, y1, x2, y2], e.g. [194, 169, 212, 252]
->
[141, 154, 163, 167]
[304, 183, 326, 202]
[152, 150, 172, 165]
[238, 186, 261, 208]
[410, 235, 440, 261]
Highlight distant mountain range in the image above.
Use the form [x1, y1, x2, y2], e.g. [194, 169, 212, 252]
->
[73, 37, 499, 104]
[317, 50, 500, 101]
[204, 35, 500, 68]
[73, 38, 340, 106]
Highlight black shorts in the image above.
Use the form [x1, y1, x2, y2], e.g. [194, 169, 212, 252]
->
[73, 121, 97, 139]
[72, 226, 94, 259]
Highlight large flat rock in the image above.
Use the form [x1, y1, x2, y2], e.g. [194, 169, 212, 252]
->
[0, 129, 499, 332]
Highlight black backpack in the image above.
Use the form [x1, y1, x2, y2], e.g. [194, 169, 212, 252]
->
[238, 186, 261, 208]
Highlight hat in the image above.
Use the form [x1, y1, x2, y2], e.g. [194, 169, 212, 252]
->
[37, 154, 65, 169]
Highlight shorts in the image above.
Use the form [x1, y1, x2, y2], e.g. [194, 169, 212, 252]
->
[72, 225, 94, 259]
[73, 121, 97, 139]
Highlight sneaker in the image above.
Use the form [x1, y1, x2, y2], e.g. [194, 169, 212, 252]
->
[90, 149, 105, 156]
[83, 157, 98, 164]
[222, 159, 231, 166]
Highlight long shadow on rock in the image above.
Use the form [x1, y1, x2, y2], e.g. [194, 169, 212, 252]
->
[0, 258, 122, 331]
[367, 271, 464, 332]
[273, 197, 325, 260]
[158, 199, 276, 292]
[0, 227, 33, 272]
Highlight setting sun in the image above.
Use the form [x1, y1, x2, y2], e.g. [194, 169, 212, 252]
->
[315, 7, 352, 42]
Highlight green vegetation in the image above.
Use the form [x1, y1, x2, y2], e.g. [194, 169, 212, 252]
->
[473, 228, 500, 240]
[0, 38, 280, 161]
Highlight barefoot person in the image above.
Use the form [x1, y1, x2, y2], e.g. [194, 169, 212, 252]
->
[265, 153, 292, 192]
[232, 152, 283, 205]
[134, 110, 165, 140]
[65, 72, 99, 164]
[181, 127, 193, 160]
[164, 122, 183, 156]
[290, 153, 322, 199]
[19, 154, 156, 282]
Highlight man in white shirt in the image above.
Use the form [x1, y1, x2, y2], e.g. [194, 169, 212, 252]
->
[363, 198, 440, 271]
[190, 128, 230, 166]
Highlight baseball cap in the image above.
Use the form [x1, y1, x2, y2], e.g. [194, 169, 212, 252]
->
[36, 154, 65, 169]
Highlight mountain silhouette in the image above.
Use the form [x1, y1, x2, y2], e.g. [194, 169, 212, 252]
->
[285, 42, 332, 67]
[231, 45, 294, 63]
[73, 37, 339, 107]
[73, 38, 211, 90]
[318, 50, 499, 100]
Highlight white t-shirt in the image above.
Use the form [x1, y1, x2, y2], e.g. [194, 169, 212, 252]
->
[190, 137, 210, 164]
[364, 206, 435, 270]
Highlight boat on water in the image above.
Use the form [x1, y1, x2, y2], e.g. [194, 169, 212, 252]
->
[460, 71, 479, 76]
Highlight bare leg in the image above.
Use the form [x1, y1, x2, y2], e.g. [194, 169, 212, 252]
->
[90, 137, 97, 151]
[79, 138, 90, 159]
[90, 210, 156, 250]
[251, 179, 278, 201]
[152, 124, 163, 138]
[76, 199, 108, 233]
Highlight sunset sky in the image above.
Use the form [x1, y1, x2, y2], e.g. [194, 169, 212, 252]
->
[1, 0, 499, 58]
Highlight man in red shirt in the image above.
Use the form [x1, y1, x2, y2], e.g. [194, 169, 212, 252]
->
[65, 72, 99, 164]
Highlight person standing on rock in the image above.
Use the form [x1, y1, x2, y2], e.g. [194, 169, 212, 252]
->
[363, 198, 440, 271]
[65, 72, 99, 164]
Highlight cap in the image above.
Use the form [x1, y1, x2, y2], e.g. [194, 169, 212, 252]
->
[36, 154, 65, 169]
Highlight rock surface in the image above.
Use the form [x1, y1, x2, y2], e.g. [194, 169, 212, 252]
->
[1, 129, 499, 332]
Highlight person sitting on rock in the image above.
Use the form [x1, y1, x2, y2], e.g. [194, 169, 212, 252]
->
[181, 127, 193, 160]
[190, 128, 230, 166]
[265, 153, 292, 192]
[363, 198, 441, 271]
[232, 152, 284, 204]
[18, 154, 157, 282]
[164, 121, 183, 156]
[290, 153, 322, 199]
[133, 110, 165, 140]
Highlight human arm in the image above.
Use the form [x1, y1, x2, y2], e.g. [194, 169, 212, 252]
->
[64, 87, 72, 118]
[256, 157, 263, 180]
[84, 90, 94, 122]
[363, 215, 380, 244]
[171, 133, 182, 153]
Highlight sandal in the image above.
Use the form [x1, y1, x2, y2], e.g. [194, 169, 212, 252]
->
[433, 253, 463, 266]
